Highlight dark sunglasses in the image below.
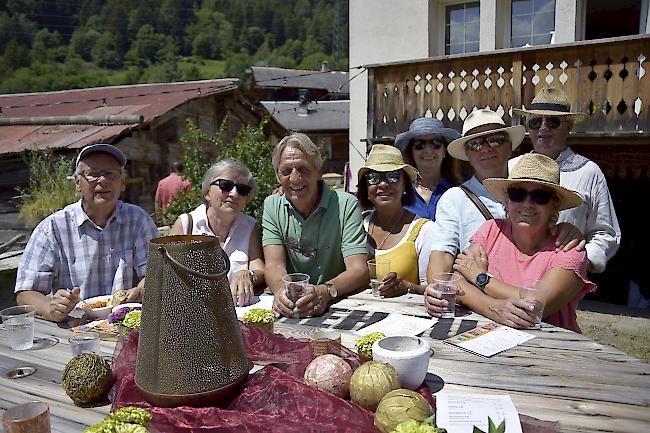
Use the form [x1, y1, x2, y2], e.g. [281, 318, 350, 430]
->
[412, 138, 446, 151]
[211, 178, 252, 196]
[464, 133, 509, 151]
[366, 170, 401, 186]
[527, 116, 563, 130]
[507, 187, 554, 205]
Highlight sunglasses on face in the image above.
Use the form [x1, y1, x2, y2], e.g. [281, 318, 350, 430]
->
[507, 187, 554, 205]
[464, 133, 509, 152]
[80, 169, 122, 182]
[365, 170, 401, 186]
[412, 138, 446, 151]
[211, 178, 252, 196]
[527, 116, 563, 130]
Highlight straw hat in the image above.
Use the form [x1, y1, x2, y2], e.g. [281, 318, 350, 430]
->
[512, 87, 588, 120]
[358, 144, 419, 184]
[483, 153, 583, 210]
[394, 117, 461, 152]
[447, 109, 526, 161]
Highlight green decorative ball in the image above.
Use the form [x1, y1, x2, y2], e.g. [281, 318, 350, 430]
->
[349, 361, 400, 411]
[62, 353, 113, 404]
[374, 389, 433, 433]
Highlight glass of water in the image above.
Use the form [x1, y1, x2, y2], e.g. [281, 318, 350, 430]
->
[518, 279, 548, 329]
[368, 258, 391, 298]
[68, 332, 100, 356]
[0, 305, 37, 350]
[282, 273, 310, 304]
[431, 272, 460, 319]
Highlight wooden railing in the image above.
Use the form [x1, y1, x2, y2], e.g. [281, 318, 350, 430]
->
[367, 34, 650, 140]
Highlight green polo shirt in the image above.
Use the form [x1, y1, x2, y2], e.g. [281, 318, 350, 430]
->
[262, 184, 367, 284]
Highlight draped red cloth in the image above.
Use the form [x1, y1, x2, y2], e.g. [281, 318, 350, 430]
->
[109, 323, 556, 433]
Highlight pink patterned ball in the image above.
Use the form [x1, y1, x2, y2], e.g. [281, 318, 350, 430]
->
[304, 354, 353, 398]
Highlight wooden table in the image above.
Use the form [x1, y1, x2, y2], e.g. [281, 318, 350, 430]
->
[1, 291, 649, 433]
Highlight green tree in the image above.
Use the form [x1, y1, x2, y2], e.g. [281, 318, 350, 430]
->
[91, 32, 123, 69]
[69, 27, 101, 62]
[126, 24, 169, 66]
[1, 39, 31, 73]
[31, 28, 66, 63]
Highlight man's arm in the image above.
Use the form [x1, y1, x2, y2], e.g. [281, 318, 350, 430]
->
[584, 170, 621, 272]
[17, 288, 80, 322]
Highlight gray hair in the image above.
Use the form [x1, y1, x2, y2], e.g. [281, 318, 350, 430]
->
[272, 133, 322, 173]
[201, 158, 257, 201]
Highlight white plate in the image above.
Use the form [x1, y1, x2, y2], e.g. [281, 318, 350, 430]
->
[111, 302, 142, 313]
[77, 295, 112, 319]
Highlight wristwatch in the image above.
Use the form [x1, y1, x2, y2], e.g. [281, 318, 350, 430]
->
[475, 272, 493, 291]
[324, 282, 338, 299]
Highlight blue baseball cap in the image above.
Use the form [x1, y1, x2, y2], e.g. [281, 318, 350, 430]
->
[76, 144, 127, 168]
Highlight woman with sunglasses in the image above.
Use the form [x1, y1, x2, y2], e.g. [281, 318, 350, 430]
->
[169, 158, 264, 307]
[452, 153, 596, 332]
[394, 118, 461, 220]
[357, 145, 435, 297]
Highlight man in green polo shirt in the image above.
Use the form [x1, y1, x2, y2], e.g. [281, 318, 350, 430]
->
[263, 133, 369, 317]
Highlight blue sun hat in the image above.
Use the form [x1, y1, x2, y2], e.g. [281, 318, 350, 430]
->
[394, 117, 461, 153]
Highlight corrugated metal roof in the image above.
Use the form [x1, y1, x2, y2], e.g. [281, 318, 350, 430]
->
[0, 79, 239, 155]
[251, 67, 349, 95]
[262, 100, 349, 132]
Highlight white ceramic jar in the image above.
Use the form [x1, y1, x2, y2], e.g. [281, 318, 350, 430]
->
[372, 336, 431, 390]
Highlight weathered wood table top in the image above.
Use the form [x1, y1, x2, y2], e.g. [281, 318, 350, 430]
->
[1, 290, 649, 433]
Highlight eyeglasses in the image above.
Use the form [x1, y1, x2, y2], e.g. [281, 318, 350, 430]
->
[507, 187, 554, 205]
[211, 179, 252, 196]
[527, 116, 563, 130]
[284, 237, 317, 260]
[366, 170, 401, 186]
[465, 133, 509, 152]
[80, 169, 122, 182]
[412, 138, 446, 151]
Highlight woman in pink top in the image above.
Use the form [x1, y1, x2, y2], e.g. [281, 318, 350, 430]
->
[453, 153, 596, 332]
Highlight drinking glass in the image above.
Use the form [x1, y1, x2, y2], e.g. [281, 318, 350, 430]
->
[518, 278, 548, 329]
[431, 272, 460, 319]
[2, 401, 51, 433]
[368, 258, 391, 298]
[282, 273, 310, 303]
[0, 305, 37, 350]
[68, 332, 100, 356]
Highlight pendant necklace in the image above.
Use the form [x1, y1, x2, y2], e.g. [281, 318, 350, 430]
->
[371, 209, 405, 249]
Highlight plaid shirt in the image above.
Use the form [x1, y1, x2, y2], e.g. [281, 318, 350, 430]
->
[15, 200, 158, 299]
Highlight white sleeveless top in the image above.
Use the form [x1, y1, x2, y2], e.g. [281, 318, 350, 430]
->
[179, 204, 256, 281]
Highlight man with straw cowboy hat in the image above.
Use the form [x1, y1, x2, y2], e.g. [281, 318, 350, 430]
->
[424, 108, 583, 318]
[511, 87, 621, 273]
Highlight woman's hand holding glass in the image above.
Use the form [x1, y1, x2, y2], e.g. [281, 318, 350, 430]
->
[378, 272, 409, 297]
[424, 283, 465, 317]
[488, 298, 537, 328]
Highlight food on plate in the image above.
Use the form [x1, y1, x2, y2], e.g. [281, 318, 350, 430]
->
[111, 289, 128, 307]
[87, 299, 109, 309]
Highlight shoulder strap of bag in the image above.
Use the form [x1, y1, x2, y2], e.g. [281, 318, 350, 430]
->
[184, 213, 193, 235]
[406, 218, 428, 243]
[459, 185, 494, 220]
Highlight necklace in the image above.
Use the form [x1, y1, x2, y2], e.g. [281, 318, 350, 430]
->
[371, 209, 405, 249]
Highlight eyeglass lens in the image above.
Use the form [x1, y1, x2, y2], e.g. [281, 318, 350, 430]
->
[213, 179, 252, 196]
[464, 134, 508, 151]
[366, 170, 401, 186]
[507, 187, 553, 205]
[527, 116, 562, 130]
[413, 139, 445, 151]
[81, 170, 121, 182]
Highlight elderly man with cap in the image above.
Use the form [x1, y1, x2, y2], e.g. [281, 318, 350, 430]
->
[394, 118, 461, 220]
[424, 108, 582, 318]
[263, 133, 368, 318]
[15, 144, 159, 322]
[511, 87, 621, 273]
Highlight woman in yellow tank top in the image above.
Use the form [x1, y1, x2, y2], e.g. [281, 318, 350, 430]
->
[358, 145, 435, 298]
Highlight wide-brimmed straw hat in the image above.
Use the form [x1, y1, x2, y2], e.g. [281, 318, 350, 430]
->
[512, 87, 588, 121]
[447, 109, 526, 161]
[358, 144, 419, 184]
[394, 117, 461, 152]
[483, 153, 583, 210]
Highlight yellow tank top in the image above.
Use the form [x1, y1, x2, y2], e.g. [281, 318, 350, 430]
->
[371, 218, 428, 285]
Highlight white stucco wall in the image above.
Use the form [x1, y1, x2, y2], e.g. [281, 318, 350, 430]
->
[555, 0, 579, 43]
[348, 0, 432, 191]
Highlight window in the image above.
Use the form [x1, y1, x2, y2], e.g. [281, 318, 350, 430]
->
[511, 0, 555, 48]
[446, 2, 480, 55]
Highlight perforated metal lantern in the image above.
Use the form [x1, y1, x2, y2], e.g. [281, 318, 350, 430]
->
[135, 235, 249, 407]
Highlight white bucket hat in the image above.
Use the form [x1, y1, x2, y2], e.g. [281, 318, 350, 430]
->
[447, 109, 525, 161]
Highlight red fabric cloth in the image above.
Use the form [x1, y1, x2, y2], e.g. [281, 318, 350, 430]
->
[155, 172, 190, 209]
[109, 324, 557, 433]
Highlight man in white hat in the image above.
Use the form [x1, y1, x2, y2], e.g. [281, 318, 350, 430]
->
[512, 87, 621, 273]
[15, 144, 159, 322]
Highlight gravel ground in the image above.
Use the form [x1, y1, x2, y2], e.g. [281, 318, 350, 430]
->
[577, 310, 650, 363]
